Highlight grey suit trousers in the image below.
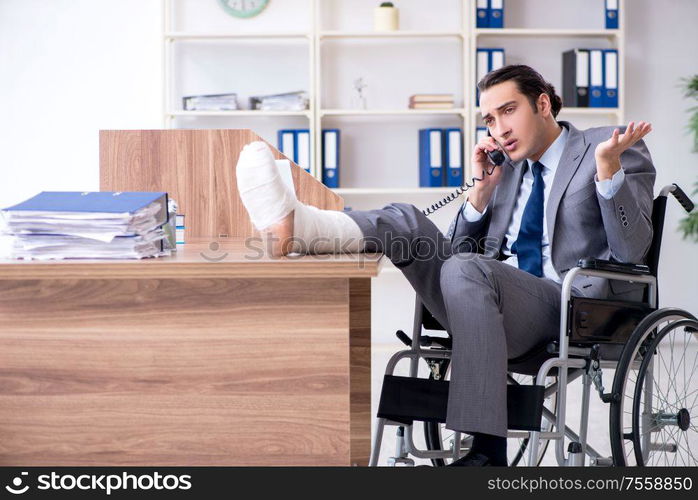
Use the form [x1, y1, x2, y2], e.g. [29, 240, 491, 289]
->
[346, 202, 566, 437]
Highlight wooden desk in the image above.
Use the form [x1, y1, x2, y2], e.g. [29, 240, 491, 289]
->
[0, 240, 384, 466]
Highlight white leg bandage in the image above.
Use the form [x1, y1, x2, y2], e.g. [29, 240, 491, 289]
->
[236, 141, 364, 254]
[291, 203, 364, 254]
[236, 141, 297, 230]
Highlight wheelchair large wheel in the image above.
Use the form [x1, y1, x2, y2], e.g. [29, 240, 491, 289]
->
[422, 358, 554, 466]
[610, 308, 698, 466]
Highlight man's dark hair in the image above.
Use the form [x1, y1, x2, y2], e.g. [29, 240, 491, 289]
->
[478, 64, 563, 118]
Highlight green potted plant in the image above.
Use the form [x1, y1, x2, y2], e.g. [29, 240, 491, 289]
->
[679, 75, 698, 242]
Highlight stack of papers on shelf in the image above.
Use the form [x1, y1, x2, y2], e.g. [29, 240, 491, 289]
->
[408, 94, 455, 109]
[0, 191, 171, 260]
[183, 93, 239, 111]
[250, 91, 309, 111]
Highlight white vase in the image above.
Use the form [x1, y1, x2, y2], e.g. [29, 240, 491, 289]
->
[374, 6, 399, 31]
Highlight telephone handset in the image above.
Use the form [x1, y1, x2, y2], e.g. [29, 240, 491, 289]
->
[422, 136, 506, 216]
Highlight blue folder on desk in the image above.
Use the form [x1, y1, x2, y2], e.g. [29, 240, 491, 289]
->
[3, 191, 169, 222]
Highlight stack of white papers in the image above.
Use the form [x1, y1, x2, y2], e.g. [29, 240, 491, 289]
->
[0, 191, 171, 260]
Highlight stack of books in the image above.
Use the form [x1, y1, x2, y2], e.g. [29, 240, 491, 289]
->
[183, 93, 238, 111]
[250, 91, 308, 111]
[408, 94, 455, 110]
[0, 191, 172, 260]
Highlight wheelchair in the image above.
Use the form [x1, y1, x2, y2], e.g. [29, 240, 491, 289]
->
[370, 183, 698, 467]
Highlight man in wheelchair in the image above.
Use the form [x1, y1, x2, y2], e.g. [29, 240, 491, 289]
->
[236, 65, 696, 466]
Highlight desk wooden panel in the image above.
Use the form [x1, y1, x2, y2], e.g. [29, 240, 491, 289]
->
[99, 130, 343, 239]
[0, 242, 383, 466]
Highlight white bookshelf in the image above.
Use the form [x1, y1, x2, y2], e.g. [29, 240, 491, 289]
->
[163, 0, 626, 195]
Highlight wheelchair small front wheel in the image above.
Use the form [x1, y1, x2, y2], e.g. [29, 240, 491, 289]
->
[610, 308, 698, 466]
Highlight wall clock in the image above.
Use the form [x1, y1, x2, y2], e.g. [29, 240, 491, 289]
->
[217, 0, 269, 19]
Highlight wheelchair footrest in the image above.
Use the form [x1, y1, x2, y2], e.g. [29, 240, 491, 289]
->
[377, 375, 546, 431]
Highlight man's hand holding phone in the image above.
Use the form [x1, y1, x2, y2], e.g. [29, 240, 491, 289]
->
[468, 136, 505, 213]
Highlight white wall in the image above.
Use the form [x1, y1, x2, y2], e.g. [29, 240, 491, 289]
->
[0, 0, 696, 333]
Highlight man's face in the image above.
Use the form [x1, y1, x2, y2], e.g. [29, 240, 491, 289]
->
[480, 80, 548, 163]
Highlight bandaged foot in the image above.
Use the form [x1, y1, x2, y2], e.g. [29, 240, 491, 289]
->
[236, 141, 364, 256]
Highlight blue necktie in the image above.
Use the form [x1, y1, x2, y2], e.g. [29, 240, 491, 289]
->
[512, 161, 545, 277]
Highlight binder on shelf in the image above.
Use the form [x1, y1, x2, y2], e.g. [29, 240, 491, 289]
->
[278, 129, 296, 164]
[603, 49, 618, 108]
[589, 49, 605, 108]
[277, 129, 311, 173]
[443, 128, 463, 187]
[476, 48, 489, 105]
[296, 129, 311, 173]
[489, 0, 504, 29]
[490, 48, 505, 71]
[605, 0, 619, 29]
[476, 0, 489, 28]
[419, 129, 444, 188]
[322, 129, 340, 189]
[476, 48, 505, 105]
[476, 127, 488, 145]
[562, 49, 590, 108]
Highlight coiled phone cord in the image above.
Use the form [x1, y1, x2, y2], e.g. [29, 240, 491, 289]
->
[422, 149, 505, 216]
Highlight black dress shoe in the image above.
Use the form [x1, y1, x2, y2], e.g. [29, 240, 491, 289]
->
[448, 451, 492, 467]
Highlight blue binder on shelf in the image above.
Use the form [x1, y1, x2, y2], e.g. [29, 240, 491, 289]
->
[605, 0, 619, 29]
[476, 0, 489, 28]
[278, 129, 296, 164]
[322, 129, 340, 188]
[489, 0, 504, 28]
[277, 129, 311, 173]
[419, 129, 444, 188]
[476, 48, 505, 105]
[603, 49, 619, 108]
[443, 128, 463, 187]
[296, 129, 311, 173]
[589, 49, 605, 108]
[475, 127, 488, 145]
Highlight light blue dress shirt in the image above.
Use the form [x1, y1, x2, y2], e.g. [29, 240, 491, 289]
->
[462, 126, 626, 283]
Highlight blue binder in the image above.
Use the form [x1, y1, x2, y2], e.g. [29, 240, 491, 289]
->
[475, 127, 488, 145]
[419, 129, 444, 188]
[477, 48, 505, 105]
[489, 0, 504, 28]
[476, 48, 490, 105]
[589, 49, 605, 108]
[3, 191, 170, 226]
[603, 49, 618, 108]
[322, 129, 340, 188]
[476, 0, 489, 28]
[443, 128, 464, 187]
[296, 129, 311, 173]
[277, 129, 296, 163]
[605, 0, 619, 29]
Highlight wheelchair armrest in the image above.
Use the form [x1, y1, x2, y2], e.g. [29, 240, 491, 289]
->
[577, 258, 651, 276]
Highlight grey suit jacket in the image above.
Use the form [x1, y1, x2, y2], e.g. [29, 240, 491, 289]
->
[447, 121, 656, 301]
